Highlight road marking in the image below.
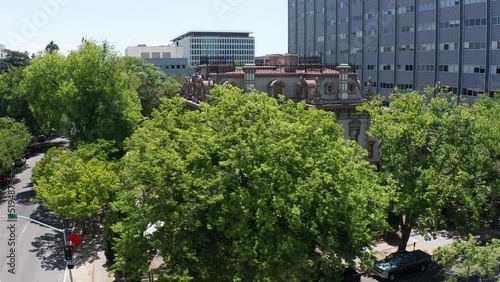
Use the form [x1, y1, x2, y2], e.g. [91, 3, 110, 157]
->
[22, 225, 27, 233]
[63, 266, 68, 282]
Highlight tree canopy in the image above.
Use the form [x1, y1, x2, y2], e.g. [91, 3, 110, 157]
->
[45, 40, 60, 53]
[0, 117, 31, 173]
[359, 88, 494, 250]
[121, 56, 168, 117]
[112, 85, 390, 281]
[434, 235, 500, 281]
[0, 66, 39, 134]
[32, 141, 119, 222]
[21, 40, 142, 147]
[0, 50, 31, 73]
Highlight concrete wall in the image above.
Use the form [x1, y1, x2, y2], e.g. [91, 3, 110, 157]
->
[125, 45, 184, 59]
[145, 58, 194, 77]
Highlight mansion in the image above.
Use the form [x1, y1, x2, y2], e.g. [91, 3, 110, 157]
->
[181, 54, 380, 166]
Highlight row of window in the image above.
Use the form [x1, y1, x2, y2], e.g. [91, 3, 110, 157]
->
[293, 0, 494, 12]
[189, 38, 253, 44]
[300, 16, 500, 39]
[190, 44, 253, 50]
[190, 49, 254, 55]
[190, 56, 254, 62]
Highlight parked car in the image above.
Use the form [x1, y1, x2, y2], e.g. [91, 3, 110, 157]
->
[0, 172, 10, 188]
[373, 250, 432, 281]
[37, 134, 47, 142]
[13, 157, 26, 167]
[342, 267, 361, 282]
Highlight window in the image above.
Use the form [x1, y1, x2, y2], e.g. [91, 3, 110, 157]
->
[439, 0, 460, 8]
[398, 64, 413, 71]
[464, 17, 487, 27]
[368, 142, 375, 158]
[419, 2, 436, 11]
[464, 41, 486, 50]
[381, 64, 393, 71]
[438, 65, 449, 72]
[399, 44, 414, 52]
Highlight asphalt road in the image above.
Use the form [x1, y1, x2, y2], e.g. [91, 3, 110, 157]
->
[0, 138, 69, 282]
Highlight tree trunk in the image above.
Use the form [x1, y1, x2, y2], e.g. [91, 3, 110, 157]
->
[398, 215, 412, 252]
[492, 206, 500, 231]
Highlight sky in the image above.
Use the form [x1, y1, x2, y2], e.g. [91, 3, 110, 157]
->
[0, 0, 288, 56]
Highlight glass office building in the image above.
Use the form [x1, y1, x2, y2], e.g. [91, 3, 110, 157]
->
[288, 0, 500, 101]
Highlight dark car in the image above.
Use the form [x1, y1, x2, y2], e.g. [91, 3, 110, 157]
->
[373, 250, 432, 281]
[342, 267, 361, 282]
[13, 157, 26, 167]
[37, 134, 47, 142]
[0, 173, 10, 188]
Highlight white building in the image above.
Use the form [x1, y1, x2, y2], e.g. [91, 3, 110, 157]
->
[171, 31, 255, 67]
[0, 44, 7, 59]
[125, 44, 184, 59]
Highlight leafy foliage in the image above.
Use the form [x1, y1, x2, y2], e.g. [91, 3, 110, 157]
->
[22, 40, 142, 147]
[113, 85, 390, 281]
[434, 235, 500, 281]
[0, 67, 39, 134]
[472, 94, 500, 230]
[45, 40, 60, 53]
[121, 56, 167, 117]
[0, 50, 31, 73]
[0, 117, 31, 173]
[32, 141, 119, 221]
[358, 88, 492, 250]
[163, 76, 183, 98]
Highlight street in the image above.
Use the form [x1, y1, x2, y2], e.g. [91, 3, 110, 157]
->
[0, 138, 69, 282]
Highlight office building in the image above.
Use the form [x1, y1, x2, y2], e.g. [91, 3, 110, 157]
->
[124, 44, 193, 76]
[288, 0, 500, 101]
[172, 31, 255, 67]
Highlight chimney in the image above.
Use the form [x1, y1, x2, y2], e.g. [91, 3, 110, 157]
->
[284, 53, 298, 66]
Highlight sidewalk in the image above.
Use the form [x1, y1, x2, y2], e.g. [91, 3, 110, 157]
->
[68, 251, 114, 282]
[373, 230, 455, 260]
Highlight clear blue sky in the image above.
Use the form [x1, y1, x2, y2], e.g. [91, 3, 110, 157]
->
[0, 0, 288, 56]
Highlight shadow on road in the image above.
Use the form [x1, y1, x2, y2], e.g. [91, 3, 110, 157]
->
[29, 205, 106, 271]
[30, 232, 67, 271]
[16, 189, 37, 206]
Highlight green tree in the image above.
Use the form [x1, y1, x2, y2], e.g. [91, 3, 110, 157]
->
[162, 76, 182, 98]
[22, 41, 142, 147]
[0, 67, 39, 134]
[32, 141, 119, 229]
[0, 50, 31, 73]
[472, 92, 500, 230]
[112, 85, 390, 281]
[121, 56, 167, 117]
[434, 235, 500, 282]
[0, 117, 31, 173]
[359, 88, 491, 251]
[45, 40, 60, 53]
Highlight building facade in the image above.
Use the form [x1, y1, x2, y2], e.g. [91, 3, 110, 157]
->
[125, 44, 184, 59]
[181, 55, 381, 166]
[172, 31, 255, 67]
[125, 44, 193, 76]
[288, 0, 500, 102]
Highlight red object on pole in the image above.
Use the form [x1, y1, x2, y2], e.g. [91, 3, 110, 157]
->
[69, 231, 82, 247]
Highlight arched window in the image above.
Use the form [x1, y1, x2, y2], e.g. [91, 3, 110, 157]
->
[269, 80, 286, 98]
